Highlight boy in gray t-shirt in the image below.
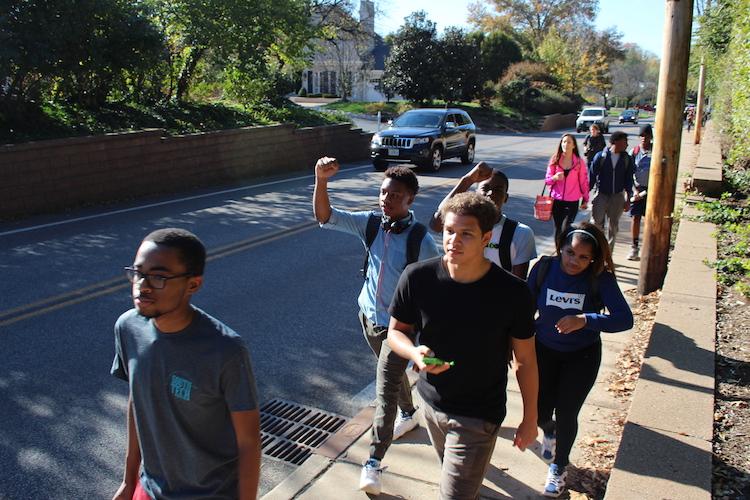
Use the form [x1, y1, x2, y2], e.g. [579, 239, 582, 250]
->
[111, 228, 260, 500]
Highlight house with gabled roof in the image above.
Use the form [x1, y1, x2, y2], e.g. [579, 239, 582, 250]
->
[301, 0, 393, 102]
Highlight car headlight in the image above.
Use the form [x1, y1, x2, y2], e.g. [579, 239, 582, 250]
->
[371, 134, 382, 146]
[413, 137, 430, 144]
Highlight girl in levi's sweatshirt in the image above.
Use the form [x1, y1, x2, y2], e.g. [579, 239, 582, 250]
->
[527, 222, 632, 498]
[545, 134, 590, 241]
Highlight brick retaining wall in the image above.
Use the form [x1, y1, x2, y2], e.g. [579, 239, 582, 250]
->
[540, 113, 577, 131]
[0, 123, 372, 219]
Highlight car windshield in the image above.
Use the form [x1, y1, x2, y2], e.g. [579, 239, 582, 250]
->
[581, 109, 604, 117]
[393, 112, 443, 128]
[622, 110, 635, 116]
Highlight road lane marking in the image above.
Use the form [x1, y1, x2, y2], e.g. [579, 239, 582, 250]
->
[0, 178, 503, 327]
[0, 164, 372, 237]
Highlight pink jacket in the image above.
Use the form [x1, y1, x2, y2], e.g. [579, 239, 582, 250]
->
[545, 155, 590, 203]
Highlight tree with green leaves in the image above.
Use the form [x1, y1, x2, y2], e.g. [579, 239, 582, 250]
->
[381, 11, 442, 103]
[475, 30, 523, 83]
[146, 0, 313, 103]
[438, 28, 483, 103]
[0, 0, 164, 106]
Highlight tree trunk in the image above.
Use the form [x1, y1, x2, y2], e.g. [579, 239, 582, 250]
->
[176, 47, 206, 102]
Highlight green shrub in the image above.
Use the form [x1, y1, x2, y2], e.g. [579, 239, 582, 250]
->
[528, 89, 579, 115]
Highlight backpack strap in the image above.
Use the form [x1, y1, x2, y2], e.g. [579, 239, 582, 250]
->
[361, 212, 380, 279]
[405, 222, 427, 266]
[497, 217, 518, 272]
[361, 214, 426, 279]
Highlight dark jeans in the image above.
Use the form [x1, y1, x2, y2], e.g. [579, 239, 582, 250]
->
[536, 339, 602, 468]
[552, 199, 580, 243]
[359, 312, 415, 460]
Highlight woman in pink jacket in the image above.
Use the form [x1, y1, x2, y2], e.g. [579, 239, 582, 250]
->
[545, 134, 590, 241]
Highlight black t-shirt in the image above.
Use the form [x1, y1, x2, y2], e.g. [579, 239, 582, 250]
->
[389, 256, 535, 423]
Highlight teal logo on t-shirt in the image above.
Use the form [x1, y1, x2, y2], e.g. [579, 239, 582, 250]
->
[170, 374, 192, 401]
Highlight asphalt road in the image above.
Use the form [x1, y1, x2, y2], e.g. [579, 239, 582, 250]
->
[0, 119, 646, 499]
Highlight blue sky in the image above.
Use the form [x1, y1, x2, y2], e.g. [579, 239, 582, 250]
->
[375, 0, 665, 58]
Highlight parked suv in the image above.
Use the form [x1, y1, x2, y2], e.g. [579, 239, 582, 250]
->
[576, 107, 612, 133]
[370, 108, 476, 171]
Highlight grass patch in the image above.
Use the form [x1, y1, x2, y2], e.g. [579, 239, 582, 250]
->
[0, 100, 349, 145]
[324, 100, 541, 132]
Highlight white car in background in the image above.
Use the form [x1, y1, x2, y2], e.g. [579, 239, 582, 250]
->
[576, 107, 613, 133]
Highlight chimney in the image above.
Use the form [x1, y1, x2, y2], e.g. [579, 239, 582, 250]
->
[360, 0, 375, 35]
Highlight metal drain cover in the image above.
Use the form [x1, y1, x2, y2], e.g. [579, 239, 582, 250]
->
[260, 398, 348, 465]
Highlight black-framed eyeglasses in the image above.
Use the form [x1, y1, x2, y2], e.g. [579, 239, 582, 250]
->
[124, 267, 192, 289]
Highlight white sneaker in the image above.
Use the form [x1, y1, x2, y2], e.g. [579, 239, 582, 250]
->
[627, 245, 640, 261]
[543, 463, 567, 497]
[393, 410, 418, 440]
[359, 458, 384, 495]
[541, 433, 556, 463]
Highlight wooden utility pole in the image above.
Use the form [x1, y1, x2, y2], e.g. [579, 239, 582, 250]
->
[694, 57, 706, 144]
[639, 0, 694, 295]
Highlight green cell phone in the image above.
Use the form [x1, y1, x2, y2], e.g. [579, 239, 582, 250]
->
[422, 356, 454, 366]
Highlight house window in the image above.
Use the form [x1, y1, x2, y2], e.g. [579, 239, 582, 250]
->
[320, 71, 329, 94]
[329, 71, 337, 95]
[307, 71, 313, 92]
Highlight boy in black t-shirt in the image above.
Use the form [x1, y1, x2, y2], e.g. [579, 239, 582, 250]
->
[388, 193, 539, 499]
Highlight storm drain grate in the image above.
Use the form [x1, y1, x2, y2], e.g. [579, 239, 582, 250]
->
[259, 398, 348, 465]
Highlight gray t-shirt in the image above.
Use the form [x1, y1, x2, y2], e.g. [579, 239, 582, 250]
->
[111, 307, 258, 500]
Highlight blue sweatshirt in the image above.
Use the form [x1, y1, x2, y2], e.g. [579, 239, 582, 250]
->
[528, 257, 633, 352]
[589, 148, 635, 197]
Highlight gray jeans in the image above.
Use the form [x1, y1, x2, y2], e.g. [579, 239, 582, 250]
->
[591, 191, 626, 250]
[422, 403, 501, 500]
[359, 312, 415, 460]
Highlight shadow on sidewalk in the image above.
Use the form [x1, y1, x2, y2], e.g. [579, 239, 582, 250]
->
[647, 323, 714, 376]
[616, 423, 710, 489]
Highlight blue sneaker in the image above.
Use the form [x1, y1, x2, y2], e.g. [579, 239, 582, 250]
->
[543, 463, 567, 497]
[541, 433, 556, 463]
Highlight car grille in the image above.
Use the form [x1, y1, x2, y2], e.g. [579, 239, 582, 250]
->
[382, 137, 414, 148]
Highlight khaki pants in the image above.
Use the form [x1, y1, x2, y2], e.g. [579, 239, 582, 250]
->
[422, 403, 502, 500]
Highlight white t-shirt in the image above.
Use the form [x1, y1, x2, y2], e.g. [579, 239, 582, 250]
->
[484, 215, 538, 268]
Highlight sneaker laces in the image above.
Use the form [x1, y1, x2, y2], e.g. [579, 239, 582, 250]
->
[546, 465, 564, 486]
[364, 458, 388, 472]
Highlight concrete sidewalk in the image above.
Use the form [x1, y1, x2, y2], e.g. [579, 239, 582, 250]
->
[264, 230, 641, 500]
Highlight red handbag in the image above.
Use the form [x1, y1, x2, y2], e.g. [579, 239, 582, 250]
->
[534, 184, 554, 221]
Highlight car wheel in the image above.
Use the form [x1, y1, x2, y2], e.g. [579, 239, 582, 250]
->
[373, 159, 388, 171]
[460, 141, 475, 164]
[426, 146, 443, 172]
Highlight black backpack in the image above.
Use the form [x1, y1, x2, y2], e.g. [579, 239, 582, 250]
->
[361, 212, 428, 279]
[531, 256, 604, 312]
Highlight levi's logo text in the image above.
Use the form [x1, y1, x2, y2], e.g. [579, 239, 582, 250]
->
[546, 289, 585, 310]
[170, 374, 193, 401]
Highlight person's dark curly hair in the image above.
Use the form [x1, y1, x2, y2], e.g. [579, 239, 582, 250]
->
[440, 192, 498, 234]
[609, 130, 628, 144]
[143, 228, 206, 276]
[384, 165, 419, 195]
